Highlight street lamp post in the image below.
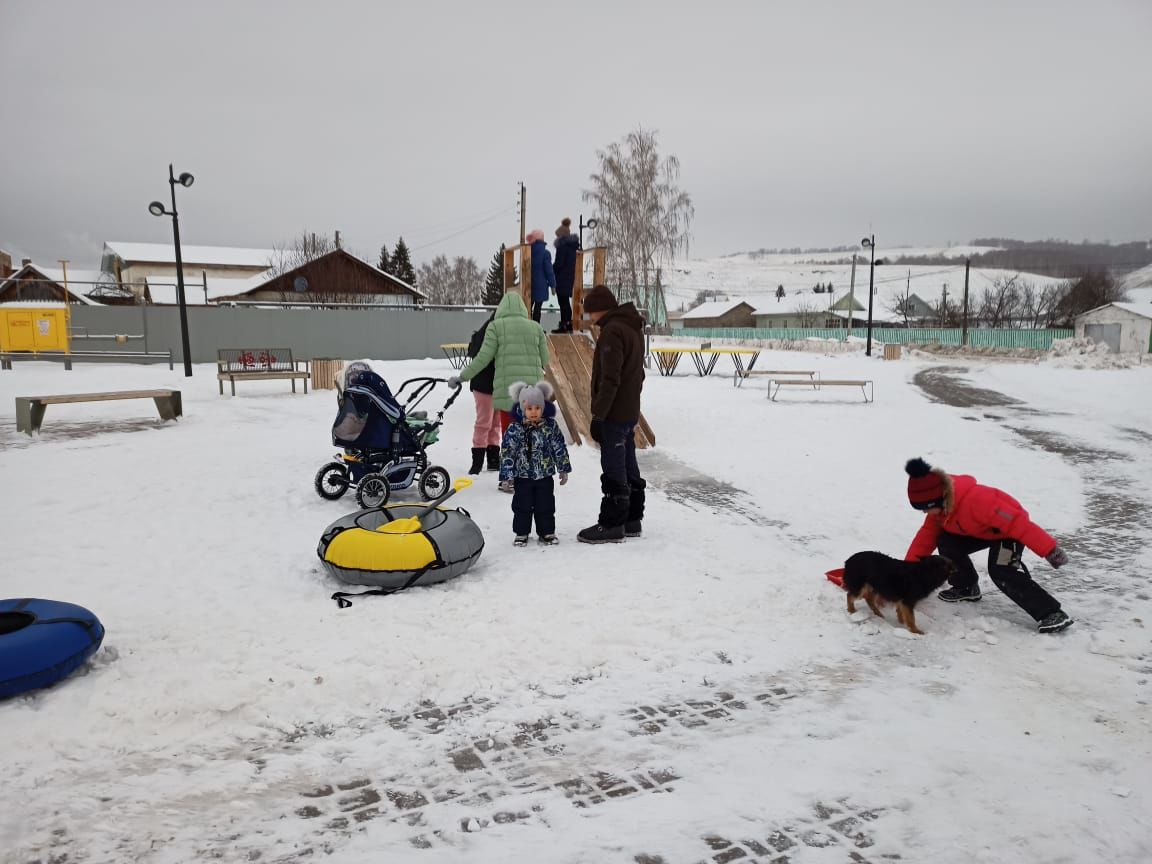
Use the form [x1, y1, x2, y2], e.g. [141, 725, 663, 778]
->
[149, 164, 195, 377]
[861, 234, 877, 357]
[578, 214, 598, 248]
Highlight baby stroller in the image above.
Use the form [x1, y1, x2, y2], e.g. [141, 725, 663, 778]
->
[314, 362, 463, 509]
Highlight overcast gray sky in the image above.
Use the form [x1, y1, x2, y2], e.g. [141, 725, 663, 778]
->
[2, 0, 1150, 272]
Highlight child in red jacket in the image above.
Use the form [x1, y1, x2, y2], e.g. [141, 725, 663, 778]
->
[904, 457, 1072, 633]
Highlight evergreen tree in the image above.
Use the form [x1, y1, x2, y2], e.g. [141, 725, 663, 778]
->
[482, 245, 506, 305]
[391, 237, 417, 287]
[378, 244, 392, 274]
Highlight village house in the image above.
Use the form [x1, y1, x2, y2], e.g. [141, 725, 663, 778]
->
[0, 260, 103, 305]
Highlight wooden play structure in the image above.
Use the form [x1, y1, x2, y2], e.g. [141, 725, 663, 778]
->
[503, 242, 655, 449]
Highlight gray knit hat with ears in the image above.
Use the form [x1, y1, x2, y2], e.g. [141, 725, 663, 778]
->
[508, 380, 555, 409]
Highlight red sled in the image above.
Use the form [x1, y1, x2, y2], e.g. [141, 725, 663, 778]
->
[825, 567, 846, 589]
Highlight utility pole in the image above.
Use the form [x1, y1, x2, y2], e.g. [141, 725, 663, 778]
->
[961, 258, 971, 346]
[940, 283, 949, 327]
[518, 182, 526, 245]
[846, 253, 857, 339]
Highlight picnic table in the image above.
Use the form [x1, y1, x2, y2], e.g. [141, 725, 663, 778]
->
[649, 346, 761, 377]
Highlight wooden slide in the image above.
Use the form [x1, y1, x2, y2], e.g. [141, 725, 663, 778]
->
[544, 332, 656, 449]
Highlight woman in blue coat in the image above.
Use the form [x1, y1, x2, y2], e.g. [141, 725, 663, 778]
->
[526, 228, 556, 323]
[552, 218, 581, 333]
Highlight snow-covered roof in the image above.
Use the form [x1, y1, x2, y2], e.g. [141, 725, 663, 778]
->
[1109, 302, 1152, 320]
[682, 299, 755, 319]
[751, 290, 844, 316]
[0, 263, 100, 305]
[104, 241, 274, 268]
[145, 272, 271, 304]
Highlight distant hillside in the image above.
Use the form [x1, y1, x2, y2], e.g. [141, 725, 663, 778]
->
[890, 239, 1152, 277]
[729, 239, 1152, 278]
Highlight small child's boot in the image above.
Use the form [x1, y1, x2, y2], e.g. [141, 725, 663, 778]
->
[468, 447, 485, 475]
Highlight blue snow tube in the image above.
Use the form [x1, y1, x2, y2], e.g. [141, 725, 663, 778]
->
[0, 598, 105, 700]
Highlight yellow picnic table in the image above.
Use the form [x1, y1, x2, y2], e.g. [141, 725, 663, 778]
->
[440, 342, 470, 370]
[649, 346, 761, 377]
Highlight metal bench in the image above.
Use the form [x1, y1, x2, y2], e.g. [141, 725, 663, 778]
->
[440, 343, 469, 370]
[216, 348, 310, 395]
[768, 378, 873, 403]
[1, 349, 174, 371]
[733, 369, 818, 388]
[15, 389, 182, 435]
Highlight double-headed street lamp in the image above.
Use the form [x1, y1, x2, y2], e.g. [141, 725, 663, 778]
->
[861, 234, 881, 357]
[578, 214, 598, 248]
[149, 164, 195, 377]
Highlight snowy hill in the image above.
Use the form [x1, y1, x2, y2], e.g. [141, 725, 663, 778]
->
[665, 246, 1068, 319]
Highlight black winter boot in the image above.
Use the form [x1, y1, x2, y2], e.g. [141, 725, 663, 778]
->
[578, 522, 625, 544]
[486, 445, 500, 471]
[580, 477, 630, 544]
[625, 481, 646, 537]
[468, 447, 485, 475]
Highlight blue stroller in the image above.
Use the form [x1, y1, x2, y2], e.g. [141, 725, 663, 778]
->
[314, 362, 463, 509]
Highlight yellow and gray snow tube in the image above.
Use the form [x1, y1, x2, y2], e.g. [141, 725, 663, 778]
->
[318, 504, 484, 606]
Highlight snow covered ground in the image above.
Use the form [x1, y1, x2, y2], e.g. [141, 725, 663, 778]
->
[2, 346, 1151, 864]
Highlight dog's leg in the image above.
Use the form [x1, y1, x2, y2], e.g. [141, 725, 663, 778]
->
[846, 592, 858, 614]
[898, 602, 924, 635]
[863, 586, 884, 617]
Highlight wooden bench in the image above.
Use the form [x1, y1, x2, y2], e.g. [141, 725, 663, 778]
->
[15, 389, 182, 435]
[768, 378, 873, 403]
[216, 348, 310, 396]
[733, 369, 818, 388]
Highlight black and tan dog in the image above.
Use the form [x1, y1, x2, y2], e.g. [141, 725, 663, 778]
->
[843, 551, 957, 635]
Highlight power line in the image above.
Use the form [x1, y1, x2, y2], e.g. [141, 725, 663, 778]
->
[399, 205, 510, 240]
[407, 210, 511, 253]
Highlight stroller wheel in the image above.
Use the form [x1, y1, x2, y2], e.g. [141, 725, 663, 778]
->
[315, 462, 350, 500]
[419, 467, 451, 501]
[356, 472, 391, 509]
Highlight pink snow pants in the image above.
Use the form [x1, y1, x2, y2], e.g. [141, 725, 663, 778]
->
[471, 391, 501, 447]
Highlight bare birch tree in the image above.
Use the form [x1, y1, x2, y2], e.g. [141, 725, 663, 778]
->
[417, 255, 484, 305]
[267, 231, 338, 277]
[794, 299, 821, 327]
[885, 285, 917, 326]
[582, 128, 693, 324]
[976, 275, 1023, 328]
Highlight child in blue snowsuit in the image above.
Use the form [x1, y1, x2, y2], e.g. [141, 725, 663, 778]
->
[500, 380, 572, 546]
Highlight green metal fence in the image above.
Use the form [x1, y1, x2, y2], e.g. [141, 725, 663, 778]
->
[675, 327, 1073, 350]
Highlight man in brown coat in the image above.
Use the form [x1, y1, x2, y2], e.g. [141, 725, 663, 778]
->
[578, 285, 647, 544]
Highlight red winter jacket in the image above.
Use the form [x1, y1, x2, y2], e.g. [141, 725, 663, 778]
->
[905, 473, 1058, 561]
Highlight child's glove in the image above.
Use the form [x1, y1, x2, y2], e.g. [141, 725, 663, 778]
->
[1045, 545, 1068, 569]
[559, 472, 568, 486]
[446, 376, 461, 388]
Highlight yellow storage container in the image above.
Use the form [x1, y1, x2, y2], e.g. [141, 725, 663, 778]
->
[0, 307, 71, 353]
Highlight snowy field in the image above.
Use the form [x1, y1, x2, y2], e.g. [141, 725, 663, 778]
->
[2, 346, 1151, 864]
[664, 247, 1072, 317]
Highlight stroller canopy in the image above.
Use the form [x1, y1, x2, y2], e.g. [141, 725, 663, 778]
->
[333, 364, 408, 449]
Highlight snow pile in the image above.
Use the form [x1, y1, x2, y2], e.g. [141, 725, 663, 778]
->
[1048, 337, 1143, 369]
[905, 342, 1044, 360]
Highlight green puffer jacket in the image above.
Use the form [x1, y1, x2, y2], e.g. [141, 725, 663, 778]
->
[457, 293, 549, 412]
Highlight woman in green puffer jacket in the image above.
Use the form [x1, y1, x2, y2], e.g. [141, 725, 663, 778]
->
[451, 292, 549, 425]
